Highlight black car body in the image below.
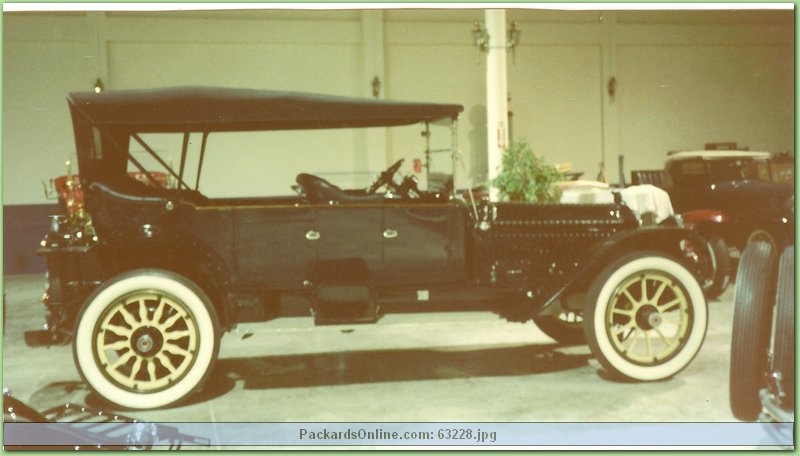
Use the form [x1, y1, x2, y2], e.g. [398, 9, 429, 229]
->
[33, 87, 712, 409]
[664, 150, 794, 250]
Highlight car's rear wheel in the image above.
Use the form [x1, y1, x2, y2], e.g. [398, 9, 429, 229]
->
[772, 245, 794, 411]
[73, 269, 219, 410]
[729, 240, 777, 421]
[584, 252, 707, 381]
[532, 311, 585, 345]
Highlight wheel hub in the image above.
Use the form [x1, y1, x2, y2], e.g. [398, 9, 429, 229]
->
[131, 327, 164, 357]
[636, 305, 662, 330]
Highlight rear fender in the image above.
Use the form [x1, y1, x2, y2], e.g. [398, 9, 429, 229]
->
[98, 234, 234, 330]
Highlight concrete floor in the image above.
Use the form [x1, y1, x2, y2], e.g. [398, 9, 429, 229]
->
[1, 273, 784, 448]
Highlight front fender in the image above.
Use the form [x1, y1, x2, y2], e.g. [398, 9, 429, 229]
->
[681, 209, 729, 228]
[538, 226, 710, 314]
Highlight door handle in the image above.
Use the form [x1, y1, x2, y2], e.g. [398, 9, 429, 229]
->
[305, 230, 320, 241]
[383, 228, 398, 239]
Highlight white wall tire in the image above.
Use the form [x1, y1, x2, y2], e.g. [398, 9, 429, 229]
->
[584, 253, 708, 381]
[73, 269, 219, 409]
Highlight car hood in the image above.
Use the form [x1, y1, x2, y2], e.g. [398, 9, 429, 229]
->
[711, 179, 794, 211]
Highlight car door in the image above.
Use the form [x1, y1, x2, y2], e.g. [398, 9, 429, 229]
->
[232, 205, 317, 289]
[380, 201, 467, 286]
[311, 204, 384, 281]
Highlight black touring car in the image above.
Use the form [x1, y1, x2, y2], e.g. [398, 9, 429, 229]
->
[31, 87, 711, 409]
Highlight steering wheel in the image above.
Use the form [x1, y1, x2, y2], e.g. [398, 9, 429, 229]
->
[367, 159, 404, 194]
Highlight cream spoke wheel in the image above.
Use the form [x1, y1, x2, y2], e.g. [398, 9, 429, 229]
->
[606, 272, 690, 364]
[584, 253, 707, 381]
[74, 269, 219, 409]
[95, 291, 200, 392]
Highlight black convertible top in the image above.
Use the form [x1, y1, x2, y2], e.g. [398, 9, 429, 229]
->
[68, 86, 463, 132]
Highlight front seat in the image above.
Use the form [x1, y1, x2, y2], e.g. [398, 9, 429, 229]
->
[296, 173, 384, 204]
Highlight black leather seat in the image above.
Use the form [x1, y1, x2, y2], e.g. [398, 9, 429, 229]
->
[630, 170, 668, 188]
[296, 173, 384, 204]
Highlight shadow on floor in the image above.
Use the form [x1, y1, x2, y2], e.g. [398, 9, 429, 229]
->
[215, 343, 590, 390]
[31, 343, 591, 411]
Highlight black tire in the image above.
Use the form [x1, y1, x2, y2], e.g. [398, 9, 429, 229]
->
[703, 235, 731, 300]
[746, 230, 778, 255]
[729, 241, 777, 421]
[532, 311, 585, 345]
[73, 269, 220, 409]
[772, 246, 794, 411]
[584, 252, 707, 381]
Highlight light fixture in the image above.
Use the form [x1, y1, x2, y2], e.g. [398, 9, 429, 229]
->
[507, 22, 521, 64]
[94, 78, 104, 93]
[371, 76, 381, 98]
[471, 21, 489, 63]
[471, 21, 522, 65]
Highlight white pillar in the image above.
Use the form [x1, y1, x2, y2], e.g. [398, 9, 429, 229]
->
[485, 9, 509, 202]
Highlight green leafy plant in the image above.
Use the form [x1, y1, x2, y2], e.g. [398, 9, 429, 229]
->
[492, 138, 564, 203]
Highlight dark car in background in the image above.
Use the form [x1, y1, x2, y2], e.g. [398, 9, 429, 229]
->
[664, 150, 794, 252]
[30, 87, 712, 410]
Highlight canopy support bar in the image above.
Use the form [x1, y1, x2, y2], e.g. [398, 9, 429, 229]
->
[131, 133, 190, 190]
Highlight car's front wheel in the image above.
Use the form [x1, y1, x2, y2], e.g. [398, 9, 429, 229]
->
[584, 252, 707, 381]
[703, 234, 731, 300]
[73, 269, 220, 410]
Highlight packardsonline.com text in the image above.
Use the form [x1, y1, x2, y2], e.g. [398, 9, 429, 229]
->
[298, 427, 497, 444]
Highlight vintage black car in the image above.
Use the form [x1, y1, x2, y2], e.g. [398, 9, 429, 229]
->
[32, 87, 712, 410]
[664, 150, 794, 252]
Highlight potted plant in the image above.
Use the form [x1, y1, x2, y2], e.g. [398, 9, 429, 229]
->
[492, 138, 564, 203]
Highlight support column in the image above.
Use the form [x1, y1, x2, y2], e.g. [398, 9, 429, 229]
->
[601, 11, 621, 185]
[485, 9, 509, 202]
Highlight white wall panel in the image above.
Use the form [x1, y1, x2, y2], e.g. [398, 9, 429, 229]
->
[385, 41, 484, 189]
[617, 44, 794, 174]
[2, 42, 90, 205]
[509, 44, 604, 182]
[108, 42, 362, 93]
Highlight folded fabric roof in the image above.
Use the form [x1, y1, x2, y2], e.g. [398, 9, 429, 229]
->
[68, 86, 463, 132]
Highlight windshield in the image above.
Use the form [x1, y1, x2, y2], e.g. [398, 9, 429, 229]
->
[706, 157, 772, 182]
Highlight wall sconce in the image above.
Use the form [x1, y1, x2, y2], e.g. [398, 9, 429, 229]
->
[471, 21, 522, 65]
[93, 77, 104, 93]
[471, 22, 489, 63]
[371, 76, 381, 98]
[507, 21, 521, 64]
